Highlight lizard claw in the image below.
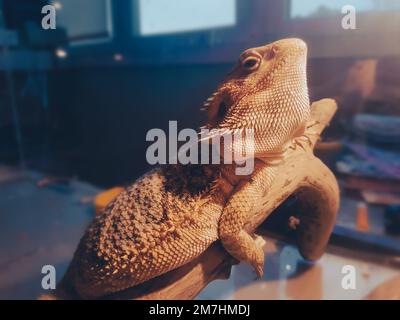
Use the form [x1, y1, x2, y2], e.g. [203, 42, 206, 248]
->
[289, 138, 306, 151]
[251, 235, 265, 278]
[252, 254, 264, 278]
[253, 234, 266, 247]
[254, 262, 264, 278]
[306, 120, 320, 129]
[290, 133, 318, 150]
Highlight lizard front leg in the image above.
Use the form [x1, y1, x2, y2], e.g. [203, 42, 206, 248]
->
[218, 164, 277, 277]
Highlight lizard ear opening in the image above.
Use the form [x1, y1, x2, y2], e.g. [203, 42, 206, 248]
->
[217, 101, 228, 119]
[206, 91, 232, 128]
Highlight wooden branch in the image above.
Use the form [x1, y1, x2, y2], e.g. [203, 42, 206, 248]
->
[102, 98, 340, 300]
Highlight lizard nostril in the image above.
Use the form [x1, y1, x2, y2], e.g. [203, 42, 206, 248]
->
[267, 46, 278, 59]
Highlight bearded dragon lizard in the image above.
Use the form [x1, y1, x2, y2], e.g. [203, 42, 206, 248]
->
[56, 38, 312, 299]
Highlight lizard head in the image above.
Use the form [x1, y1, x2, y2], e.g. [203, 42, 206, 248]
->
[202, 38, 310, 161]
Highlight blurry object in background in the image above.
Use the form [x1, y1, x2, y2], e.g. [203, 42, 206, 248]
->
[316, 57, 400, 140]
[384, 205, 400, 235]
[0, 47, 51, 71]
[137, 0, 236, 36]
[342, 176, 400, 194]
[352, 114, 400, 146]
[356, 202, 370, 232]
[52, 1, 62, 11]
[54, 0, 113, 44]
[362, 190, 400, 206]
[336, 115, 400, 192]
[0, 0, 4, 28]
[23, 21, 67, 49]
[55, 47, 67, 59]
[343, 60, 377, 100]
[36, 175, 71, 188]
[36, 175, 75, 194]
[113, 53, 123, 62]
[287, 0, 400, 58]
[0, 165, 26, 183]
[291, 0, 400, 19]
[315, 141, 342, 152]
[2, 0, 47, 30]
[337, 142, 400, 180]
[364, 57, 400, 116]
[79, 195, 94, 205]
[94, 186, 124, 216]
[334, 110, 400, 239]
[0, 28, 18, 47]
[0, 0, 67, 170]
[3, 0, 68, 54]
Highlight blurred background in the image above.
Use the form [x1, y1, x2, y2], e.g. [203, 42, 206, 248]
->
[0, 0, 399, 299]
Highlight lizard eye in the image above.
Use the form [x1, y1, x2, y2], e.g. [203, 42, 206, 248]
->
[242, 56, 260, 71]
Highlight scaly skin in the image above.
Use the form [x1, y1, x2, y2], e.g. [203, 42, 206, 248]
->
[59, 38, 310, 299]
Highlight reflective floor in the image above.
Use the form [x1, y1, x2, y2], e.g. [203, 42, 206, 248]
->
[0, 166, 97, 299]
[198, 239, 399, 300]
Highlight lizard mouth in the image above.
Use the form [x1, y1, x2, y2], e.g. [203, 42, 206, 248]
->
[201, 89, 233, 128]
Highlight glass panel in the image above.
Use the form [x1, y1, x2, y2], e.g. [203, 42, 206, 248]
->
[137, 0, 236, 36]
[52, 0, 112, 43]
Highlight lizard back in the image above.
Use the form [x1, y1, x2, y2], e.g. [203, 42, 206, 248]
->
[64, 165, 225, 298]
